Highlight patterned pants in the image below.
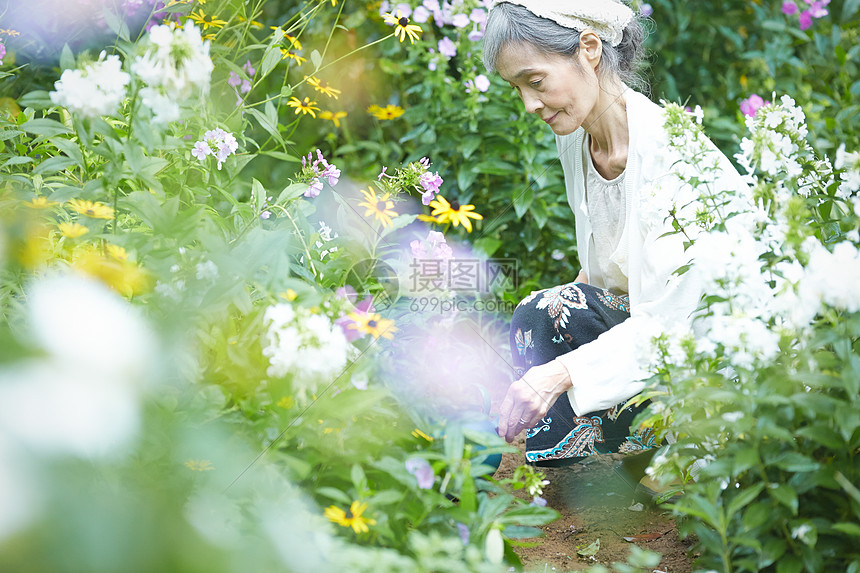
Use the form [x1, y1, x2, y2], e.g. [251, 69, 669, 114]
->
[511, 281, 657, 467]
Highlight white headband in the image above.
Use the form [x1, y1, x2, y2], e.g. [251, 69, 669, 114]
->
[491, 0, 634, 47]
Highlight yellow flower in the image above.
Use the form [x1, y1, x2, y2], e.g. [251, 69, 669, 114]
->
[58, 222, 89, 238]
[185, 459, 214, 471]
[270, 31, 302, 50]
[0, 29, 20, 37]
[411, 428, 434, 442]
[324, 501, 376, 534]
[367, 104, 405, 120]
[68, 199, 114, 219]
[106, 244, 129, 260]
[357, 186, 397, 227]
[281, 49, 307, 65]
[428, 195, 483, 232]
[319, 110, 347, 127]
[382, 10, 423, 44]
[237, 15, 264, 29]
[280, 288, 298, 301]
[306, 76, 341, 99]
[188, 10, 227, 30]
[347, 312, 397, 340]
[277, 396, 294, 409]
[26, 196, 58, 209]
[72, 247, 150, 297]
[287, 96, 319, 118]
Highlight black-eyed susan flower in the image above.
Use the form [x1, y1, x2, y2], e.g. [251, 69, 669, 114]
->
[306, 76, 341, 99]
[357, 186, 397, 227]
[324, 501, 376, 534]
[367, 104, 405, 120]
[188, 9, 227, 30]
[347, 311, 397, 340]
[429, 195, 483, 232]
[281, 49, 307, 65]
[68, 199, 114, 219]
[382, 10, 422, 44]
[319, 110, 347, 127]
[25, 196, 58, 209]
[287, 96, 319, 118]
[58, 222, 89, 238]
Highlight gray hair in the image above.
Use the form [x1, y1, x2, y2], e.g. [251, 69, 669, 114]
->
[482, 3, 648, 93]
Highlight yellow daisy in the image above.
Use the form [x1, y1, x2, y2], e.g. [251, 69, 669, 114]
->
[58, 222, 89, 238]
[347, 312, 397, 340]
[324, 501, 376, 534]
[281, 49, 307, 65]
[188, 10, 227, 30]
[106, 244, 129, 261]
[428, 195, 483, 232]
[319, 110, 347, 127]
[367, 104, 405, 120]
[68, 199, 115, 219]
[306, 76, 341, 99]
[287, 96, 319, 118]
[357, 186, 397, 227]
[382, 10, 423, 44]
[25, 196, 58, 209]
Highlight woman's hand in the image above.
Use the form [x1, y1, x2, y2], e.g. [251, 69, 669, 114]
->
[497, 359, 573, 443]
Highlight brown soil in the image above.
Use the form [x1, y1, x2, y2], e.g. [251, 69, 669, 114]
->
[495, 436, 695, 572]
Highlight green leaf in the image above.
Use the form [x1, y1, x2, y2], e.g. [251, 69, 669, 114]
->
[18, 91, 53, 109]
[350, 463, 367, 492]
[727, 482, 765, 519]
[460, 473, 477, 513]
[834, 471, 860, 505]
[277, 183, 307, 203]
[59, 44, 76, 71]
[503, 525, 543, 539]
[316, 487, 352, 505]
[310, 49, 323, 70]
[32, 156, 77, 175]
[832, 522, 860, 537]
[251, 178, 266, 212]
[774, 452, 820, 473]
[260, 47, 281, 78]
[20, 118, 72, 137]
[843, 0, 860, 21]
[498, 506, 558, 527]
[1, 156, 34, 168]
[769, 484, 798, 515]
[577, 538, 600, 557]
[512, 186, 534, 218]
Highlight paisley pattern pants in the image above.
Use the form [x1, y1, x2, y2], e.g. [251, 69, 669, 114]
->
[510, 281, 657, 467]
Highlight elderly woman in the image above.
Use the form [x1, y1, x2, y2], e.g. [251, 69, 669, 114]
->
[482, 1, 748, 485]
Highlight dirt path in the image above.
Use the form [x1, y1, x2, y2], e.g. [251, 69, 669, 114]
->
[495, 437, 694, 572]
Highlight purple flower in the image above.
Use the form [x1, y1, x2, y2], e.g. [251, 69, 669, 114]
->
[799, 9, 813, 29]
[228, 71, 242, 88]
[336, 285, 358, 302]
[419, 171, 443, 204]
[640, 3, 653, 17]
[423, 0, 440, 11]
[782, 1, 798, 14]
[530, 496, 548, 507]
[428, 61, 438, 71]
[474, 74, 490, 93]
[191, 141, 211, 160]
[808, 0, 829, 17]
[260, 210, 271, 220]
[305, 178, 323, 198]
[377, 166, 389, 181]
[468, 27, 484, 42]
[335, 315, 362, 342]
[0, 42, 6, 65]
[412, 5, 431, 22]
[451, 13, 470, 28]
[410, 239, 428, 258]
[740, 94, 766, 118]
[438, 37, 457, 59]
[243, 60, 256, 77]
[405, 457, 435, 489]
[456, 523, 470, 545]
[470, 8, 487, 25]
[394, 2, 412, 17]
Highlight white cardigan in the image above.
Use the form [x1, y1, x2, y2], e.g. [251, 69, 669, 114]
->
[554, 90, 748, 416]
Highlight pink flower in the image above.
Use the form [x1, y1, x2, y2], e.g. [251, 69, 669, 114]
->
[740, 94, 766, 117]
[336, 285, 358, 303]
[799, 9, 813, 29]
[451, 13, 470, 28]
[305, 178, 323, 198]
[782, 1, 798, 14]
[0, 42, 6, 65]
[412, 6, 431, 22]
[474, 74, 490, 93]
[191, 141, 211, 160]
[640, 3, 653, 17]
[808, 0, 829, 17]
[438, 37, 457, 59]
[227, 71, 242, 87]
[419, 171, 443, 204]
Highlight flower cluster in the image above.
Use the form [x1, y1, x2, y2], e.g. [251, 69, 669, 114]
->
[739, 93, 769, 118]
[782, 0, 830, 30]
[735, 95, 813, 181]
[410, 230, 453, 260]
[835, 143, 860, 196]
[191, 128, 239, 170]
[385, 0, 492, 39]
[376, 157, 443, 205]
[49, 52, 130, 119]
[0, 41, 6, 65]
[228, 60, 255, 105]
[262, 303, 351, 401]
[298, 149, 341, 198]
[132, 21, 213, 124]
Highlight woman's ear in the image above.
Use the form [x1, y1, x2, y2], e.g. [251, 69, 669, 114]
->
[578, 29, 603, 71]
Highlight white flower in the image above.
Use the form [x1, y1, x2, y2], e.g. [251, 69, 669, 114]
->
[132, 21, 213, 124]
[50, 52, 130, 118]
[0, 274, 157, 459]
[802, 240, 860, 314]
[262, 304, 351, 401]
[195, 260, 219, 281]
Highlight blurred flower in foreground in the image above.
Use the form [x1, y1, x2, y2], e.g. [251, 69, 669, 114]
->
[319, 110, 347, 127]
[383, 10, 423, 44]
[324, 501, 376, 534]
[58, 222, 89, 238]
[0, 274, 158, 458]
[405, 457, 435, 489]
[68, 198, 114, 219]
[739, 93, 768, 118]
[357, 186, 397, 227]
[427, 195, 483, 232]
[347, 311, 397, 340]
[835, 143, 860, 195]
[49, 52, 130, 119]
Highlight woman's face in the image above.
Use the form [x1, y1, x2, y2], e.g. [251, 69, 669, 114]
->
[495, 41, 599, 136]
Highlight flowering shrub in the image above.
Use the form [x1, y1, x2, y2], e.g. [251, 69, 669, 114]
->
[636, 96, 860, 572]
